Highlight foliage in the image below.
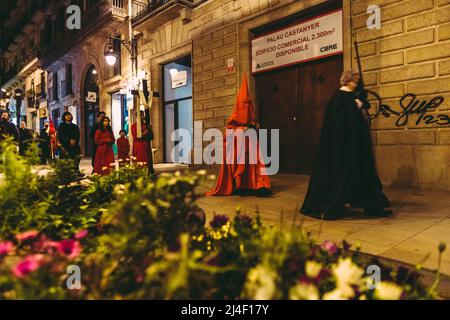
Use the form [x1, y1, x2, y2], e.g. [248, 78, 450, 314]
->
[0, 139, 443, 300]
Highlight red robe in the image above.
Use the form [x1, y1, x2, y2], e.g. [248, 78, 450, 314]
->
[131, 123, 151, 168]
[117, 136, 130, 163]
[207, 73, 271, 196]
[94, 129, 115, 175]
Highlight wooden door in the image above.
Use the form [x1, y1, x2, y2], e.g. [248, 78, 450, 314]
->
[256, 55, 343, 174]
[256, 67, 298, 173]
[297, 55, 343, 174]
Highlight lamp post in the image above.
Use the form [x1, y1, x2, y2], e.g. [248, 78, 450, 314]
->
[14, 88, 24, 127]
[104, 35, 156, 175]
[0, 89, 10, 111]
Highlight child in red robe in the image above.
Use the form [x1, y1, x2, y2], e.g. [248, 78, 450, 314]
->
[116, 129, 130, 165]
[207, 73, 271, 196]
[94, 117, 115, 175]
[131, 113, 153, 169]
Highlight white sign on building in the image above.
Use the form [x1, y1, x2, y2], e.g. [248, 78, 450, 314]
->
[251, 9, 343, 74]
[86, 91, 97, 102]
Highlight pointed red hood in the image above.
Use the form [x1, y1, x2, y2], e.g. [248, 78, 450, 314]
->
[227, 73, 255, 128]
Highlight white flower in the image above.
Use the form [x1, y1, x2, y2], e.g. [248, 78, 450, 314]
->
[323, 288, 347, 300]
[375, 282, 403, 300]
[331, 257, 365, 298]
[305, 261, 322, 279]
[197, 169, 207, 176]
[289, 283, 319, 300]
[245, 265, 277, 300]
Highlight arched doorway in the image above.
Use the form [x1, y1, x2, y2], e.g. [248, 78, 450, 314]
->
[83, 65, 100, 156]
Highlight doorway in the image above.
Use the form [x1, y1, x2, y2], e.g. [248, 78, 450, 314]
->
[162, 55, 193, 163]
[83, 65, 100, 156]
[256, 54, 343, 174]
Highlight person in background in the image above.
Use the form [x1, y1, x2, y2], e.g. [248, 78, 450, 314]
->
[39, 122, 51, 164]
[0, 111, 19, 143]
[90, 111, 106, 173]
[93, 117, 115, 175]
[116, 129, 130, 166]
[131, 112, 153, 170]
[57, 111, 81, 169]
[18, 121, 32, 156]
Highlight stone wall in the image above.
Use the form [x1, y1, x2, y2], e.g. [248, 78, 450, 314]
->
[138, 0, 450, 190]
[352, 0, 450, 189]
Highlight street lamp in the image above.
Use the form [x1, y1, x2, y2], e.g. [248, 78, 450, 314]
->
[104, 37, 118, 67]
[104, 35, 137, 72]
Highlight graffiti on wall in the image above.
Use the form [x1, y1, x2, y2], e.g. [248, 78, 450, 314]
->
[365, 90, 448, 127]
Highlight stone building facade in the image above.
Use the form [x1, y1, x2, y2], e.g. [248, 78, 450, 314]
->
[1, 0, 449, 190]
[133, 0, 450, 190]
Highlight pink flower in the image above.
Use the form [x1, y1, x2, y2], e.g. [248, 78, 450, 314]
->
[57, 239, 81, 260]
[0, 241, 14, 256]
[11, 254, 45, 278]
[75, 230, 88, 240]
[16, 230, 39, 242]
[320, 240, 338, 255]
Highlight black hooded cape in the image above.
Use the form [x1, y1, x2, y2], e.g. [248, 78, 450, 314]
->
[300, 89, 390, 218]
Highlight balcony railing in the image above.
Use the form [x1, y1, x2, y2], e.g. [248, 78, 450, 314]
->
[39, 0, 128, 67]
[2, 0, 48, 51]
[0, 46, 40, 87]
[36, 83, 46, 98]
[132, 0, 183, 24]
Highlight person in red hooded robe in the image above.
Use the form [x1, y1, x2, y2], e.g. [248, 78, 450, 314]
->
[94, 117, 115, 175]
[131, 112, 153, 169]
[207, 73, 271, 196]
[116, 129, 130, 165]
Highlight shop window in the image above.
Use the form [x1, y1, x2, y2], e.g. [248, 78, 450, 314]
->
[163, 55, 192, 163]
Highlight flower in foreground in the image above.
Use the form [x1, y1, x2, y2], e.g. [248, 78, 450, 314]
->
[375, 282, 403, 300]
[305, 260, 322, 279]
[57, 239, 81, 260]
[331, 257, 365, 298]
[210, 214, 229, 229]
[245, 265, 277, 300]
[12, 254, 45, 278]
[289, 283, 319, 300]
[320, 240, 338, 255]
[16, 230, 39, 242]
[0, 241, 14, 256]
[75, 230, 89, 240]
[322, 288, 348, 300]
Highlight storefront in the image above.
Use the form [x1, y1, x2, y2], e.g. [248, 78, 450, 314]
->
[252, 7, 344, 174]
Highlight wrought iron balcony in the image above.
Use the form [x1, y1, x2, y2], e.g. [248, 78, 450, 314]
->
[39, 0, 128, 68]
[131, 0, 200, 28]
[0, 46, 40, 88]
[35, 83, 46, 98]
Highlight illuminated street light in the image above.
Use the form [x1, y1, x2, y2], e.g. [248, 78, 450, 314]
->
[104, 38, 117, 66]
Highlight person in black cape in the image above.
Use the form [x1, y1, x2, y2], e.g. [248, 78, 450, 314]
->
[0, 111, 19, 143]
[300, 70, 391, 220]
[57, 111, 81, 169]
[39, 122, 51, 164]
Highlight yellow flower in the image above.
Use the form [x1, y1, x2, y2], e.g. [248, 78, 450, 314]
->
[323, 288, 348, 300]
[375, 282, 403, 300]
[331, 258, 364, 298]
[289, 283, 319, 300]
[305, 261, 322, 279]
[245, 265, 277, 300]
